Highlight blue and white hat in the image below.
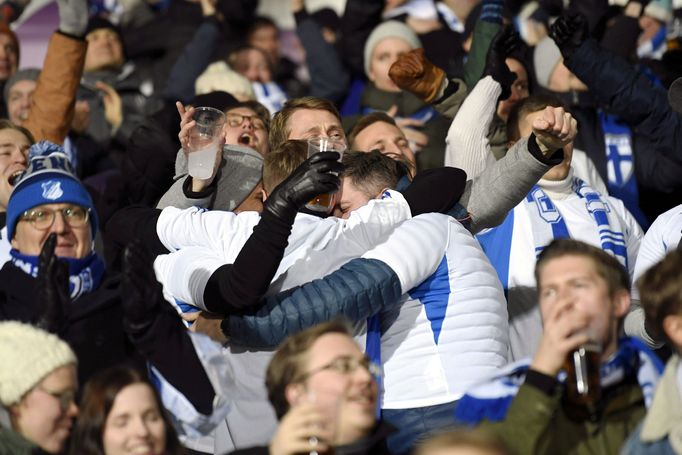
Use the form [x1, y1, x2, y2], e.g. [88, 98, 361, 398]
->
[6, 141, 97, 241]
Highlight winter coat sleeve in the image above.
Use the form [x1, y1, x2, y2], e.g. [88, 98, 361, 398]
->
[295, 11, 350, 103]
[338, 0, 383, 77]
[459, 134, 564, 234]
[162, 17, 223, 104]
[462, 19, 501, 89]
[223, 258, 402, 347]
[156, 175, 215, 210]
[445, 76, 500, 178]
[565, 39, 682, 165]
[24, 32, 86, 144]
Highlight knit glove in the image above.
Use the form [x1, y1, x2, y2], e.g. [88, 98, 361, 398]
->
[36, 234, 70, 334]
[58, 0, 89, 37]
[388, 48, 446, 103]
[263, 151, 343, 224]
[549, 13, 589, 60]
[482, 27, 520, 100]
[120, 239, 163, 333]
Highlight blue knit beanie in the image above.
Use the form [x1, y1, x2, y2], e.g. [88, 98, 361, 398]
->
[6, 141, 98, 241]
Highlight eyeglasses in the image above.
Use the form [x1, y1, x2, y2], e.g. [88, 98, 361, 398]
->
[36, 386, 76, 413]
[20, 205, 90, 230]
[297, 355, 383, 382]
[226, 113, 267, 131]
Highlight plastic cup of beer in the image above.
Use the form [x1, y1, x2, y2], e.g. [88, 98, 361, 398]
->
[305, 137, 346, 212]
[187, 107, 226, 179]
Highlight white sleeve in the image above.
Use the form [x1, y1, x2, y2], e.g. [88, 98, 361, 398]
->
[152, 332, 234, 438]
[156, 206, 255, 253]
[154, 247, 228, 310]
[362, 213, 449, 293]
[444, 76, 500, 178]
[340, 189, 412, 236]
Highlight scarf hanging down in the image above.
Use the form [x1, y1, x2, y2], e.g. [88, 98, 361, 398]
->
[10, 249, 105, 300]
[524, 177, 629, 270]
[455, 337, 664, 425]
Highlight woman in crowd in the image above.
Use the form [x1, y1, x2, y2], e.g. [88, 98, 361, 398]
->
[70, 365, 183, 455]
[0, 321, 79, 454]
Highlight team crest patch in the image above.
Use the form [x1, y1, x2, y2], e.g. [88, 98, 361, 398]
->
[41, 180, 63, 200]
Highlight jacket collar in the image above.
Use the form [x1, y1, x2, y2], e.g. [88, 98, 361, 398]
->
[640, 354, 682, 452]
[335, 421, 396, 455]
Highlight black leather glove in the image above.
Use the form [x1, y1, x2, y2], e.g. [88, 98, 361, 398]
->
[120, 239, 163, 333]
[549, 13, 589, 60]
[483, 27, 521, 100]
[263, 151, 343, 223]
[36, 233, 70, 333]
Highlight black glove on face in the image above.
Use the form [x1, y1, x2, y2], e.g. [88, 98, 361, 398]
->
[120, 239, 164, 332]
[36, 233, 70, 333]
[483, 27, 521, 100]
[264, 151, 344, 223]
[549, 13, 589, 60]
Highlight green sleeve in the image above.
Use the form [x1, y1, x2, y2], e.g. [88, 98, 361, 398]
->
[480, 382, 560, 455]
[463, 20, 501, 89]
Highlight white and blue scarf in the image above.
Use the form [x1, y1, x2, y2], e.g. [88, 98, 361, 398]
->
[524, 178, 629, 270]
[455, 337, 664, 424]
[599, 111, 649, 229]
[10, 249, 105, 300]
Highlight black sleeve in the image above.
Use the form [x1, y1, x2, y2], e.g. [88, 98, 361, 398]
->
[402, 167, 468, 216]
[527, 133, 565, 165]
[103, 205, 167, 272]
[126, 304, 215, 415]
[202, 209, 292, 314]
[525, 369, 560, 397]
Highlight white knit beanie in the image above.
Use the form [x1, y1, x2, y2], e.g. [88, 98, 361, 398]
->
[364, 20, 422, 77]
[0, 321, 77, 406]
[195, 61, 255, 101]
[533, 36, 563, 89]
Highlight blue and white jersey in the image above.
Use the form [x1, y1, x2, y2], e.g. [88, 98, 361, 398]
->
[370, 213, 509, 409]
[476, 176, 642, 361]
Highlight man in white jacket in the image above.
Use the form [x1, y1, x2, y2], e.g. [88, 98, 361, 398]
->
[475, 95, 643, 360]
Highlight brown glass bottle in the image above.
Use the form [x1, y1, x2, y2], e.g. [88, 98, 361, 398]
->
[563, 342, 602, 408]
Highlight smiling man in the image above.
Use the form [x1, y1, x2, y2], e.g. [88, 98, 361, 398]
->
[0, 121, 34, 265]
[230, 320, 391, 455]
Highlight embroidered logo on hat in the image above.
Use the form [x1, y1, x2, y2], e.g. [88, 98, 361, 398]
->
[41, 180, 64, 200]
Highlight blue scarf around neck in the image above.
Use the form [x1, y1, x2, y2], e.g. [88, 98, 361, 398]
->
[10, 249, 105, 300]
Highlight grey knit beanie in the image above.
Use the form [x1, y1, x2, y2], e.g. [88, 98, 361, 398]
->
[533, 37, 563, 89]
[4, 68, 41, 103]
[363, 20, 421, 77]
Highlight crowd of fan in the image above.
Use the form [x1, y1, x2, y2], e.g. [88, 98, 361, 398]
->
[1, 0, 682, 454]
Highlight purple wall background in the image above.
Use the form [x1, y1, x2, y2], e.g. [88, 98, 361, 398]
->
[15, 1, 58, 69]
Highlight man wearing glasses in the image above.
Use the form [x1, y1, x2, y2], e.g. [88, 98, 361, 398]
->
[229, 320, 391, 455]
[0, 141, 130, 384]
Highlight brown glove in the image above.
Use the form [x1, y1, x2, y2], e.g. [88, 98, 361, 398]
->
[389, 48, 446, 103]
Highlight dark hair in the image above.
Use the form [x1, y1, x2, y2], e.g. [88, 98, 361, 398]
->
[247, 16, 279, 38]
[266, 320, 353, 419]
[262, 139, 307, 193]
[342, 150, 407, 198]
[637, 249, 682, 345]
[228, 44, 273, 74]
[506, 94, 567, 143]
[0, 119, 35, 144]
[231, 99, 271, 133]
[347, 112, 398, 149]
[535, 239, 630, 297]
[70, 366, 184, 455]
[269, 97, 343, 150]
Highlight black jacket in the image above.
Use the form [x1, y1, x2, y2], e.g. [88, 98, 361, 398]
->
[228, 421, 395, 455]
[0, 263, 134, 384]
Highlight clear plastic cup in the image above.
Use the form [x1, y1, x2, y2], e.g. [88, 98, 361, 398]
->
[187, 107, 226, 179]
[305, 137, 346, 213]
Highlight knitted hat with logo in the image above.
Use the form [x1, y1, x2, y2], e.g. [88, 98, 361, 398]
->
[6, 141, 97, 241]
[0, 321, 76, 406]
